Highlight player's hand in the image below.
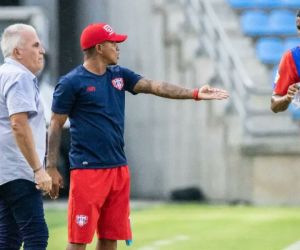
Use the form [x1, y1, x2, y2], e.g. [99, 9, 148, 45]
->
[46, 167, 64, 200]
[198, 85, 229, 100]
[286, 83, 299, 102]
[34, 168, 52, 193]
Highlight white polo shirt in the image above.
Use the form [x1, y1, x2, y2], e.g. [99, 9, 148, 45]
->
[0, 58, 46, 185]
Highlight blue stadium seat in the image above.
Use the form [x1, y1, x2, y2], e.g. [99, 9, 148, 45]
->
[256, 37, 284, 64]
[288, 104, 300, 120]
[268, 10, 298, 35]
[255, 0, 283, 8]
[283, 37, 300, 51]
[227, 0, 258, 9]
[280, 0, 300, 9]
[240, 11, 269, 36]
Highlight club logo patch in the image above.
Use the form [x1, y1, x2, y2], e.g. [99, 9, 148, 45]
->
[86, 86, 96, 92]
[112, 78, 124, 90]
[103, 24, 114, 35]
[76, 215, 88, 227]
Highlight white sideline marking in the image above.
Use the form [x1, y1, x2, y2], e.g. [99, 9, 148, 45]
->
[283, 241, 300, 250]
[138, 235, 190, 250]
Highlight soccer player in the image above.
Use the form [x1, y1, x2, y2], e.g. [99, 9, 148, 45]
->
[46, 23, 229, 250]
[271, 10, 300, 112]
[0, 23, 52, 249]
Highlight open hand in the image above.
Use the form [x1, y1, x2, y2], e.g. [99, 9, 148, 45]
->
[286, 83, 299, 102]
[198, 85, 229, 100]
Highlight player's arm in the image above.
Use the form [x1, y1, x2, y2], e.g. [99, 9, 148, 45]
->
[133, 78, 229, 100]
[10, 112, 52, 192]
[46, 112, 68, 199]
[271, 83, 298, 113]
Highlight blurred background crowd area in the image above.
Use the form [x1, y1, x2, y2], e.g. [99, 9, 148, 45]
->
[2, 0, 300, 206]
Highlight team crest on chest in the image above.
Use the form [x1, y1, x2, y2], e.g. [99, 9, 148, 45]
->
[76, 214, 88, 227]
[112, 77, 124, 90]
[86, 86, 96, 92]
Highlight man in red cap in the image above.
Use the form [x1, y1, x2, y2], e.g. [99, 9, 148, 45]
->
[46, 23, 229, 250]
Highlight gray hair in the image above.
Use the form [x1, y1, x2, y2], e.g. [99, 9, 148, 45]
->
[0, 23, 36, 58]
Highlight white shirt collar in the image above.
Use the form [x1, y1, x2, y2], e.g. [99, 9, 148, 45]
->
[4, 57, 36, 81]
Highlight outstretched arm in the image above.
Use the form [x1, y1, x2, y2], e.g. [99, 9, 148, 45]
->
[133, 78, 229, 100]
[46, 113, 68, 199]
[271, 83, 298, 113]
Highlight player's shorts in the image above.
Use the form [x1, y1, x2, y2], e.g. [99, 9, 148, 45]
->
[68, 165, 131, 244]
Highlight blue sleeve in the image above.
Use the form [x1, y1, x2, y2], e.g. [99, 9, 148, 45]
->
[6, 73, 37, 117]
[51, 77, 76, 114]
[291, 47, 300, 78]
[121, 67, 143, 94]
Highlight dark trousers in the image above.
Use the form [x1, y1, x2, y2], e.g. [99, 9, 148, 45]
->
[0, 179, 48, 250]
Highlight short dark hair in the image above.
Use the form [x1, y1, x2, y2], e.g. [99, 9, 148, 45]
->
[83, 46, 97, 58]
[297, 10, 300, 17]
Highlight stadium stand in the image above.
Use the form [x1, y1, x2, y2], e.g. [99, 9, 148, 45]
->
[268, 9, 298, 35]
[176, 0, 300, 204]
[241, 9, 298, 37]
[288, 103, 300, 120]
[256, 37, 284, 64]
[228, 2, 299, 80]
[240, 10, 269, 36]
[229, 1, 300, 119]
[281, 0, 300, 9]
[226, 0, 258, 9]
[283, 37, 300, 50]
[228, 0, 300, 9]
[255, 0, 283, 9]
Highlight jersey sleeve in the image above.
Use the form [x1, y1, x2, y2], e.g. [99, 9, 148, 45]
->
[6, 73, 37, 117]
[120, 67, 143, 94]
[51, 76, 76, 114]
[273, 50, 299, 96]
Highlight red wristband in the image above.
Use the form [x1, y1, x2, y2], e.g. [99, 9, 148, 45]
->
[193, 88, 200, 101]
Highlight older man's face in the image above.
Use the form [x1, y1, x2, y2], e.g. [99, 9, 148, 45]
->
[16, 29, 45, 75]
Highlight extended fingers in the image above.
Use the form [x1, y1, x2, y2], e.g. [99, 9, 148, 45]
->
[288, 85, 298, 94]
[287, 85, 298, 100]
[36, 181, 52, 193]
[36, 177, 52, 192]
[49, 176, 64, 199]
[209, 87, 228, 94]
[49, 185, 60, 199]
[213, 89, 229, 99]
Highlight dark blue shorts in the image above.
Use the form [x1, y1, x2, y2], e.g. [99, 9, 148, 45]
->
[0, 179, 48, 250]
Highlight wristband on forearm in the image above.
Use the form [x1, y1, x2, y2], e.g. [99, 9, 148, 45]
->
[193, 88, 201, 101]
[33, 166, 42, 173]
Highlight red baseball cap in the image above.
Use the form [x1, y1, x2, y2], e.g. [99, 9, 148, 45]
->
[80, 23, 127, 50]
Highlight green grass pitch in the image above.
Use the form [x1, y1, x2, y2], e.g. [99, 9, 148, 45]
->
[46, 203, 300, 250]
